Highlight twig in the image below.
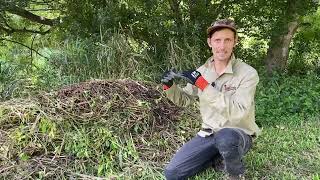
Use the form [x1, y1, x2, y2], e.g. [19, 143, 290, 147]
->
[0, 165, 15, 173]
[0, 38, 49, 60]
[68, 172, 107, 180]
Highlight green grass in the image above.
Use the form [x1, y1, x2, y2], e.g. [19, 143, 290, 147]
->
[132, 117, 320, 180]
[98, 116, 320, 180]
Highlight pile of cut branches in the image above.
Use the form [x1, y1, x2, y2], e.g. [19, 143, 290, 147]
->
[0, 79, 198, 179]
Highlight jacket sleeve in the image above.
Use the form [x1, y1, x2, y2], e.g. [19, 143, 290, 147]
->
[199, 70, 259, 124]
[164, 83, 198, 107]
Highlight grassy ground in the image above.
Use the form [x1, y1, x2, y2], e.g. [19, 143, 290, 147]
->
[192, 118, 320, 180]
[107, 116, 320, 180]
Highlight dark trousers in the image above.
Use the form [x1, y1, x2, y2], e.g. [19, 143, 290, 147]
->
[164, 128, 252, 180]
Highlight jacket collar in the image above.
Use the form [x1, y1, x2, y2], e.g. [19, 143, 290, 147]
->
[207, 54, 236, 74]
[224, 54, 236, 74]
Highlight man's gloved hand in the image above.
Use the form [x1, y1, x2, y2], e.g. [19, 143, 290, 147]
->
[161, 69, 210, 91]
[180, 70, 209, 91]
[161, 69, 178, 90]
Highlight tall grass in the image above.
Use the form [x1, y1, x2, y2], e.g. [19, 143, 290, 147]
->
[166, 38, 204, 71]
[1, 31, 207, 100]
[49, 31, 208, 84]
[50, 32, 153, 82]
[0, 61, 30, 100]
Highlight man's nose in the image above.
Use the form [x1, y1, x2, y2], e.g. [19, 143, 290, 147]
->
[218, 41, 227, 49]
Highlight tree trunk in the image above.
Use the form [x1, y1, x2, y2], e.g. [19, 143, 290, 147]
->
[265, 20, 299, 74]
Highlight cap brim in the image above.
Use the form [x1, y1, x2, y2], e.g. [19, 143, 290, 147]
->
[207, 25, 237, 35]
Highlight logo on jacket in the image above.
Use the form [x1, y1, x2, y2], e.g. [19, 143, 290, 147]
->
[224, 84, 237, 91]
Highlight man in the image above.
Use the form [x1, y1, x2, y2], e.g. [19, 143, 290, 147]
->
[161, 19, 261, 180]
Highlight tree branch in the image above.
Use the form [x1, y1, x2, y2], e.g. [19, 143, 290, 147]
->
[0, 38, 49, 60]
[4, 4, 59, 26]
[0, 25, 51, 35]
[0, 14, 51, 35]
[0, 25, 11, 33]
[27, 8, 58, 12]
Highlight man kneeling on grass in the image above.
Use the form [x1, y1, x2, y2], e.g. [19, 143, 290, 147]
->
[161, 19, 261, 180]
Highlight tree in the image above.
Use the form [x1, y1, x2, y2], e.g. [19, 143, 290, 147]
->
[0, 0, 61, 66]
[1, 0, 319, 75]
[0, 0, 60, 35]
[288, 7, 320, 74]
[264, 0, 319, 73]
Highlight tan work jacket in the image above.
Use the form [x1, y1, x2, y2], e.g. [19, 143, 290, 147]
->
[165, 55, 261, 136]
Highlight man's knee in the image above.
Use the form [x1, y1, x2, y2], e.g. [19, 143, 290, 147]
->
[214, 128, 239, 150]
[164, 164, 183, 180]
[214, 128, 246, 175]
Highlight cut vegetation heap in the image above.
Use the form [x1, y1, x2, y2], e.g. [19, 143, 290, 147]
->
[0, 79, 187, 179]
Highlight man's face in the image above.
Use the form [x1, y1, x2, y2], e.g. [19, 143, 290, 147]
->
[207, 28, 237, 62]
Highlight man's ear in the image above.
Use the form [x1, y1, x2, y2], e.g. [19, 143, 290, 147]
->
[234, 36, 239, 47]
[207, 38, 212, 48]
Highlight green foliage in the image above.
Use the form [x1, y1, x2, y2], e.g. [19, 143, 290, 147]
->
[39, 118, 57, 138]
[0, 61, 27, 100]
[256, 71, 320, 125]
[235, 36, 268, 69]
[50, 32, 154, 82]
[0, 59, 67, 100]
[63, 126, 137, 170]
[234, 0, 319, 39]
[2, 0, 320, 79]
[48, 32, 210, 83]
[289, 7, 320, 75]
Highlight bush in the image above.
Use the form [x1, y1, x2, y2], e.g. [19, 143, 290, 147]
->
[255, 71, 320, 126]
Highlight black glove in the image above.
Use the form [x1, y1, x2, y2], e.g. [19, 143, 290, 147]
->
[180, 70, 209, 90]
[161, 69, 177, 90]
[180, 70, 202, 85]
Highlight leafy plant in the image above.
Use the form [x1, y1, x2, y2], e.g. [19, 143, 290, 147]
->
[256, 71, 320, 126]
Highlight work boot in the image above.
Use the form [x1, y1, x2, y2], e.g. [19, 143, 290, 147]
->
[212, 155, 225, 172]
